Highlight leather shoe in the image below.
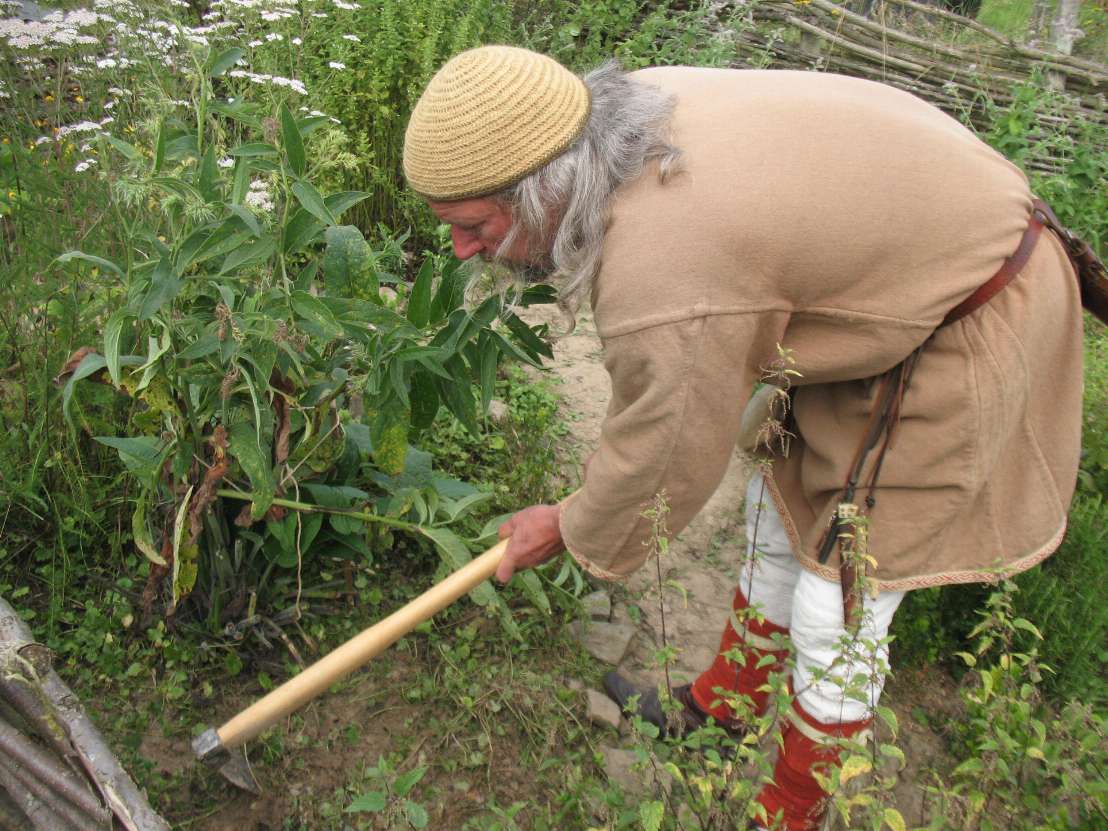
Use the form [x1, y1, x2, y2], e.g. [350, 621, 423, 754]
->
[602, 671, 746, 740]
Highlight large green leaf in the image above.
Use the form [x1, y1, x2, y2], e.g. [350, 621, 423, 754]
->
[208, 99, 263, 130]
[228, 204, 261, 237]
[62, 352, 105, 424]
[131, 492, 167, 566]
[53, 250, 123, 277]
[177, 224, 216, 271]
[324, 191, 370, 220]
[228, 422, 275, 521]
[208, 46, 245, 78]
[198, 145, 219, 202]
[409, 371, 439, 430]
[231, 157, 251, 205]
[283, 207, 324, 254]
[229, 142, 278, 158]
[138, 259, 182, 320]
[345, 792, 386, 813]
[103, 310, 129, 387]
[291, 291, 344, 341]
[197, 230, 252, 265]
[103, 134, 140, 161]
[219, 235, 276, 275]
[440, 492, 493, 523]
[436, 355, 478, 434]
[428, 258, 465, 323]
[516, 569, 551, 617]
[177, 333, 220, 361]
[393, 766, 428, 797]
[503, 312, 553, 360]
[151, 176, 203, 203]
[94, 435, 168, 479]
[477, 332, 498, 413]
[371, 399, 409, 476]
[419, 527, 496, 607]
[489, 330, 542, 369]
[406, 258, 433, 328]
[303, 483, 368, 536]
[279, 103, 306, 177]
[291, 180, 336, 226]
[323, 225, 374, 297]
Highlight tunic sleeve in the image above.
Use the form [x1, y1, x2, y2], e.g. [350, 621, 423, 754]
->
[559, 314, 764, 579]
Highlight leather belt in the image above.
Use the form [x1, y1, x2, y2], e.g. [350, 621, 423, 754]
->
[941, 204, 1046, 327]
[820, 198, 1106, 627]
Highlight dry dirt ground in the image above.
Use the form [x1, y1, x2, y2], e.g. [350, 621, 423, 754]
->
[143, 305, 962, 829]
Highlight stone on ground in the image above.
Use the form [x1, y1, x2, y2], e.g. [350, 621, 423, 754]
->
[581, 590, 611, 621]
[569, 620, 636, 665]
[585, 689, 621, 729]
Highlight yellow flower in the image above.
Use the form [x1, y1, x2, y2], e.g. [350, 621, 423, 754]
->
[44, 94, 54, 102]
[75, 96, 84, 103]
[1, 137, 8, 144]
[7, 191, 15, 200]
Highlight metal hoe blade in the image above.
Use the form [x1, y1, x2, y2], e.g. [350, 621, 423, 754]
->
[192, 727, 260, 794]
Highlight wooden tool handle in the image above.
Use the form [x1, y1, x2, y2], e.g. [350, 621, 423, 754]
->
[216, 539, 508, 750]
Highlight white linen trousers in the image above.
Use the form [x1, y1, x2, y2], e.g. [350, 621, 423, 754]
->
[740, 472, 905, 724]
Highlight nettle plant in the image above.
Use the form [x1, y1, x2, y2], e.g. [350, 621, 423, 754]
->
[58, 47, 555, 632]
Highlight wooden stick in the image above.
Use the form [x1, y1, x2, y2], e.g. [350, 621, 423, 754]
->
[214, 539, 508, 750]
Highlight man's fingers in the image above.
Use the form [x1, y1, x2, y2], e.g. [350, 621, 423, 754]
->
[497, 517, 515, 540]
[495, 550, 516, 583]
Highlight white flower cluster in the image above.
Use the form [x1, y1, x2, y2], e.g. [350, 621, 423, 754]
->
[209, 0, 298, 21]
[328, 61, 345, 70]
[332, 0, 357, 9]
[0, 9, 102, 50]
[94, 0, 140, 16]
[228, 69, 307, 95]
[55, 119, 107, 139]
[244, 178, 275, 213]
[75, 158, 98, 173]
[300, 106, 341, 125]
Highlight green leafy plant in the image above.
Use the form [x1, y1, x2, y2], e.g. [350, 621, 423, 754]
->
[936, 580, 1108, 829]
[56, 46, 556, 629]
[346, 757, 431, 829]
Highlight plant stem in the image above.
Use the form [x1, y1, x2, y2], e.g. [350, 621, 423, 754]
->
[215, 488, 419, 532]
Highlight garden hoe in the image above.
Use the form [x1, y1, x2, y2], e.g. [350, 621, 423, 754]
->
[192, 539, 509, 793]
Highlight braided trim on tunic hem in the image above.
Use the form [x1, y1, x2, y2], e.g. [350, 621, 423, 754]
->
[762, 472, 1068, 592]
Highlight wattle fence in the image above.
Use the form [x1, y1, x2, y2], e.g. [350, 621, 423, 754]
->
[724, 0, 1107, 172]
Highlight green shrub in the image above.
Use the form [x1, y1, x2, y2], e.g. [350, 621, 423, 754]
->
[522, 0, 739, 71]
[245, 0, 514, 250]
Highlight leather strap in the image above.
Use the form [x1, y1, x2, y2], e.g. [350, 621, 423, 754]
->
[941, 208, 1045, 327]
[1030, 199, 1108, 326]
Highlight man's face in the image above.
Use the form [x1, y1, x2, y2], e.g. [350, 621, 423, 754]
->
[427, 197, 531, 264]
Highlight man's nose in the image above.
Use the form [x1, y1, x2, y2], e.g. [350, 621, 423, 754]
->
[451, 226, 483, 260]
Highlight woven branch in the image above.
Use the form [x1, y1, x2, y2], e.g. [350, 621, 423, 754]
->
[727, 0, 1107, 171]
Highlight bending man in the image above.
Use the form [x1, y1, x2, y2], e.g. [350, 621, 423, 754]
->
[403, 47, 1085, 830]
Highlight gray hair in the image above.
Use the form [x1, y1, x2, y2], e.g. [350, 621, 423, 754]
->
[491, 61, 682, 314]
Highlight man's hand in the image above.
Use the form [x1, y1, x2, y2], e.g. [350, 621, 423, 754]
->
[496, 504, 565, 583]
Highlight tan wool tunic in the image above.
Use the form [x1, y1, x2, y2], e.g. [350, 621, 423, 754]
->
[558, 68, 1085, 591]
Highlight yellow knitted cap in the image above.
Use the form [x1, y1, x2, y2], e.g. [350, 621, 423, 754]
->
[404, 46, 591, 201]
